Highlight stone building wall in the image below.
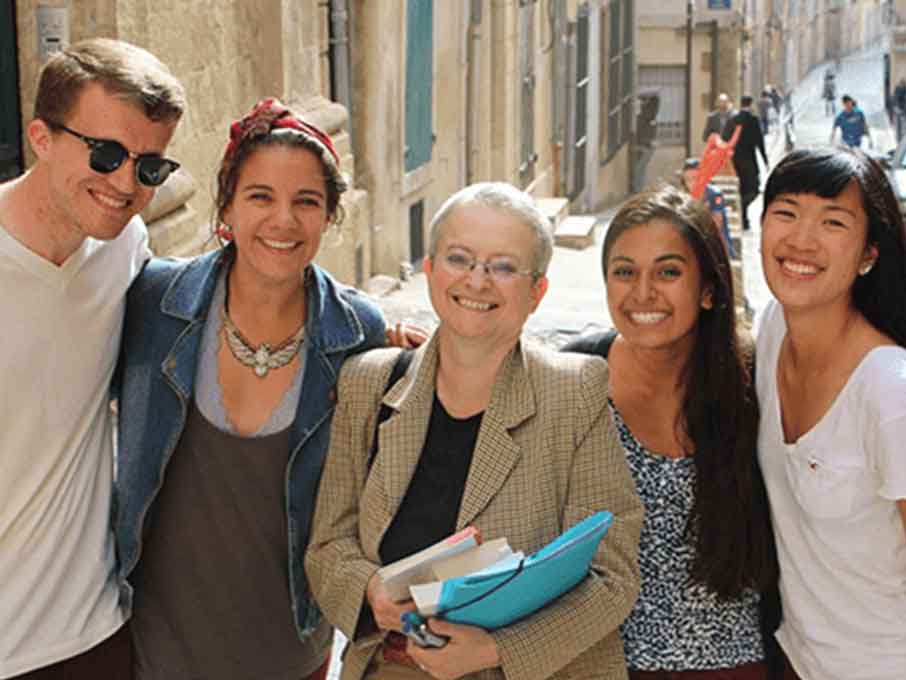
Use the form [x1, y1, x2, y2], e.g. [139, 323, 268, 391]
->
[350, 0, 573, 278]
[13, 0, 371, 283]
[636, 8, 734, 185]
[11, 0, 624, 284]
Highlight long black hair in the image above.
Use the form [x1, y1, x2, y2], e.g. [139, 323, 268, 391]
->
[602, 185, 776, 598]
[764, 147, 906, 347]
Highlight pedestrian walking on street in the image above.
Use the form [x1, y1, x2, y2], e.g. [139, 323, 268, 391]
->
[822, 71, 836, 116]
[756, 148, 906, 680]
[702, 93, 736, 142]
[114, 98, 422, 680]
[0, 38, 185, 680]
[563, 185, 781, 680]
[830, 94, 872, 149]
[727, 95, 768, 231]
[758, 90, 773, 136]
[306, 182, 643, 680]
[892, 78, 906, 141]
[768, 86, 782, 117]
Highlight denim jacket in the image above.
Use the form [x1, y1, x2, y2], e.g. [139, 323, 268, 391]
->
[114, 246, 386, 640]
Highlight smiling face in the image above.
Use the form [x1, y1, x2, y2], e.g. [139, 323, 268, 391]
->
[761, 181, 877, 316]
[424, 204, 548, 348]
[31, 81, 177, 242]
[222, 145, 329, 291]
[605, 219, 712, 353]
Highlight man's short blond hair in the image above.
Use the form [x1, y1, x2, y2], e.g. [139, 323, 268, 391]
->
[34, 38, 186, 125]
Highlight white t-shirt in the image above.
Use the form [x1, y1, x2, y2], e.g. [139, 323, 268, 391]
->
[756, 299, 906, 680]
[0, 217, 150, 678]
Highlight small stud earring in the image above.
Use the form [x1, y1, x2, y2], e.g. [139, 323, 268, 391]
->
[859, 261, 874, 276]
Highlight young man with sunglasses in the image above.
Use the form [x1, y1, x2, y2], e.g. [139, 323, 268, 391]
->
[0, 39, 184, 679]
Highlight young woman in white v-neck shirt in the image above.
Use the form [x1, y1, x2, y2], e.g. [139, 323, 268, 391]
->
[756, 148, 906, 680]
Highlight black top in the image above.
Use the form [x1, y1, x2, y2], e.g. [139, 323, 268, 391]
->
[561, 329, 618, 358]
[728, 109, 768, 166]
[379, 395, 483, 565]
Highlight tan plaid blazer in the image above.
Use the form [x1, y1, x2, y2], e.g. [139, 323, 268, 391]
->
[306, 334, 643, 680]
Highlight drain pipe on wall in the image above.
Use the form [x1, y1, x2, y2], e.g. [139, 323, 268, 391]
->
[466, 0, 482, 184]
[329, 0, 354, 146]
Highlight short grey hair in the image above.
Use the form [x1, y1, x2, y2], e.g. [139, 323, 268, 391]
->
[427, 182, 554, 276]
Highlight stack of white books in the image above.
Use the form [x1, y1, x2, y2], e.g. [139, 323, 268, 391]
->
[376, 527, 522, 615]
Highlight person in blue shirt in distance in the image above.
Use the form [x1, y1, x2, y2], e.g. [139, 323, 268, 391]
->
[831, 95, 872, 149]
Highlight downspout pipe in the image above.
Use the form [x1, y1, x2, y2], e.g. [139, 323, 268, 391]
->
[685, 0, 694, 159]
[466, 0, 482, 184]
[710, 19, 719, 107]
[329, 0, 354, 146]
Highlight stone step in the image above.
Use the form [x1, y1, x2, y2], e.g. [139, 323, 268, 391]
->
[554, 215, 597, 249]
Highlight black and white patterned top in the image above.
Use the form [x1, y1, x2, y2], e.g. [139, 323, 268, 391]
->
[611, 400, 765, 671]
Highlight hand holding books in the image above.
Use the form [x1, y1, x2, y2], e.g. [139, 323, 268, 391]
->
[403, 615, 502, 678]
[381, 511, 615, 635]
[401, 611, 449, 648]
[365, 572, 416, 634]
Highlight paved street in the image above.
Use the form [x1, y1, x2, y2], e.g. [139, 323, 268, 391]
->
[375, 43, 895, 349]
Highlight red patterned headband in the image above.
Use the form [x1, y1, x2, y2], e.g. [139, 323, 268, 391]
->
[222, 97, 340, 167]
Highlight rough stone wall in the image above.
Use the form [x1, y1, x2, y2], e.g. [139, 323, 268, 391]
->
[350, 0, 568, 278]
[430, 1, 469, 223]
[349, 0, 406, 278]
[716, 25, 742, 102]
[595, 144, 630, 208]
[489, 1, 520, 183]
[16, 1, 117, 158]
[13, 0, 594, 282]
[14, 0, 371, 282]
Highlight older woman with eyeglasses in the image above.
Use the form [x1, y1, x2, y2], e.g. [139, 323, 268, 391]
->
[306, 182, 643, 680]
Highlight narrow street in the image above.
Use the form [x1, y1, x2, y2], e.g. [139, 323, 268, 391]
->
[376, 43, 896, 348]
[328, 44, 896, 679]
[740, 42, 896, 320]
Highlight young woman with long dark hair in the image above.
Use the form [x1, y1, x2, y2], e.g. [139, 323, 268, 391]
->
[756, 147, 906, 680]
[564, 185, 780, 679]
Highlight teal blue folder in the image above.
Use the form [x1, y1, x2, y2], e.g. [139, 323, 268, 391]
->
[436, 510, 614, 630]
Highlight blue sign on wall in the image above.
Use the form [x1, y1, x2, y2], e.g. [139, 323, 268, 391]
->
[708, 0, 731, 8]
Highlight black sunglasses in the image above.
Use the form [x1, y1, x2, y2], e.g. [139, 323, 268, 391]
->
[49, 122, 179, 187]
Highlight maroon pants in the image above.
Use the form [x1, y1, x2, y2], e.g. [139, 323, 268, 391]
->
[629, 661, 769, 680]
[12, 624, 132, 680]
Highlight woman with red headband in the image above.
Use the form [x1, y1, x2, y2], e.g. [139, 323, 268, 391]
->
[113, 99, 416, 680]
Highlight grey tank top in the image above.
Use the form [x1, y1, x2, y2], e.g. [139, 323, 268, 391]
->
[130, 403, 331, 680]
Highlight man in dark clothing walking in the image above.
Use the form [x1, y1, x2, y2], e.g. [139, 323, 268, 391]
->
[726, 95, 767, 232]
